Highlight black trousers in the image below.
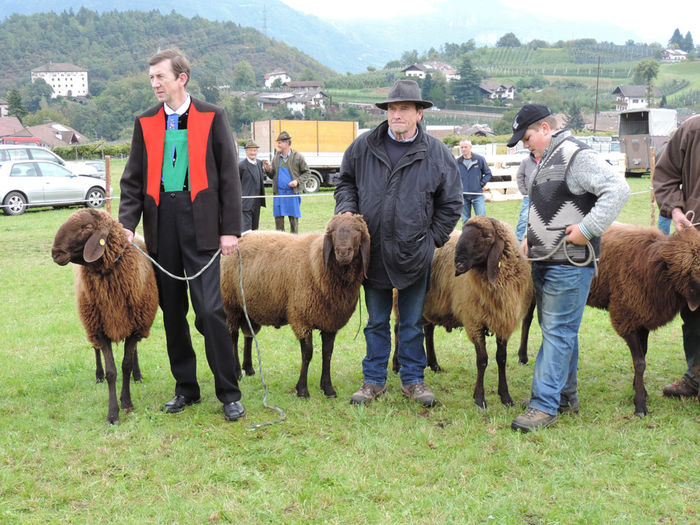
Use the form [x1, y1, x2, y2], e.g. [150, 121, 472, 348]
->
[241, 204, 261, 232]
[156, 191, 241, 404]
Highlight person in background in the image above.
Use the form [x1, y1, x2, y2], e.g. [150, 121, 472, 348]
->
[334, 79, 463, 408]
[118, 48, 245, 422]
[238, 139, 267, 232]
[508, 104, 630, 433]
[457, 138, 492, 226]
[264, 131, 309, 234]
[515, 152, 539, 242]
[653, 114, 700, 399]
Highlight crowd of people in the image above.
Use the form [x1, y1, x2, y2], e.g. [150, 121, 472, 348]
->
[117, 49, 695, 431]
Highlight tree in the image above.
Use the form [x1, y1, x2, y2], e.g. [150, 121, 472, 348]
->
[450, 56, 482, 105]
[22, 78, 53, 113]
[199, 75, 220, 104]
[669, 28, 684, 48]
[634, 59, 660, 108]
[683, 32, 694, 53]
[6, 89, 27, 121]
[400, 50, 419, 66]
[427, 72, 448, 108]
[496, 32, 521, 47]
[384, 60, 401, 69]
[565, 101, 585, 132]
[233, 60, 256, 89]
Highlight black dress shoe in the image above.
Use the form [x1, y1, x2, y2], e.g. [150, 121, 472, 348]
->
[223, 401, 246, 421]
[162, 394, 201, 414]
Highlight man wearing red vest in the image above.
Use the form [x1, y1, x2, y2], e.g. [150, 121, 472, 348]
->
[119, 49, 245, 422]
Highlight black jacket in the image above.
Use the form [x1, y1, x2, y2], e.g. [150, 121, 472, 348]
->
[334, 121, 462, 289]
[238, 158, 267, 212]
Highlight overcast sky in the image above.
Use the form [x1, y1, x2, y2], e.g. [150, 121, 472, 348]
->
[280, 0, 700, 47]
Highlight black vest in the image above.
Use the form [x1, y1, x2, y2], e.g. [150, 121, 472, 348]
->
[527, 136, 600, 265]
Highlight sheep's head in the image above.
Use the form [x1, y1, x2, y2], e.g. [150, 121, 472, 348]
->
[52, 209, 122, 267]
[454, 216, 504, 285]
[323, 213, 371, 277]
[663, 228, 700, 311]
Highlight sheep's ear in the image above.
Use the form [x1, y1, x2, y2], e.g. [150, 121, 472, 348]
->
[83, 229, 109, 263]
[360, 233, 371, 278]
[323, 232, 334, 271]
[486, 237, 505, 285]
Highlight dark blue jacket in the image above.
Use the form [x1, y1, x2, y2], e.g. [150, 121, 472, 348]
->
[458, 153, 492, 195]
[334, 121, 463, 289]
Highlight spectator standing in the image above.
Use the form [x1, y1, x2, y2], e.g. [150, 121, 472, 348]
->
[653, 114, 700, 398]
[238, 139, 267, 232]
[334, 79, 463, 407]
[457, 139, 492, 226]
[515, 152, 539, 242]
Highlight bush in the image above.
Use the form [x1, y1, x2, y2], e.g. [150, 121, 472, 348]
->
[53, 141, 130, 160]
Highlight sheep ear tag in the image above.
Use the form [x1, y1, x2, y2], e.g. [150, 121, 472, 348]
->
[84, 231, 108, 262]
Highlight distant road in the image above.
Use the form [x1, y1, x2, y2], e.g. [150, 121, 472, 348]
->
[427, 108, 504, 121]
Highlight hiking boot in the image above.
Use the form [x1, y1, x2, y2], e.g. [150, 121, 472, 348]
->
[521, 398, 579, 414]
[401, 382, 437, 407]
[511, 408, 557, 432]
[350, 382, 387, 405]
[662, 378, 698, 398]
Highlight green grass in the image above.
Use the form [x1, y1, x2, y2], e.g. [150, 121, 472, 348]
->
[1, 165, 698, 524]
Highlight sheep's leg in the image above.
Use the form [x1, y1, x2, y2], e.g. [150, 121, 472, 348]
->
[231, 329, 243, 380]
[623, 327, 649, 417]
[295, 335, 313, 398]
[94, 347, 105, 383]
[495, 336, 514, 406]
[99, 336, 119, 425]
[319, 331, 337, 398]
[120, 335, 137, 413]
[242, 336, 255, 376]
[131, 347, 142, 383]
[472, 329, 488, 409]
[391, 319, 400, 373]
[424, 323, 442, 372]
[518, 298, 535, 365]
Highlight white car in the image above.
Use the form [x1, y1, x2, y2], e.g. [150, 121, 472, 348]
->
[0, 159, 109, 216]
[0, 144, 101, 178]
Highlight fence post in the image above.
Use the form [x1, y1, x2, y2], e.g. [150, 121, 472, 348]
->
[105, 155, 111, 216]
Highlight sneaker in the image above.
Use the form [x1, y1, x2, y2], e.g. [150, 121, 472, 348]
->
[521, 398, 579, 414]
[511, 408, 557, 432]
[350, 382, 387, 405]
[662, 378, 698, 398]
[401, 382, 437, 407]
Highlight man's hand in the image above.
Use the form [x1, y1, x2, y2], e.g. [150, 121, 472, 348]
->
[220, 235, 238, 256]
[565, 224, 589, 245]
[671, 207, 693, 231]
[123, 228, 135, 243]
[521, 237, 528, 257]
[289, 179, 298, 188]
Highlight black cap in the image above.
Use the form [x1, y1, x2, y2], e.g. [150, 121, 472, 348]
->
[507, 104, 551, 148]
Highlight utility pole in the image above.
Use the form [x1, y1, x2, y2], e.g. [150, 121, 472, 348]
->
[593, 56, 600, 133]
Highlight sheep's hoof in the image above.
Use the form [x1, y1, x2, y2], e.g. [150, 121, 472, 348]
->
[634, 410, 647, 418]
[296, 388, 310, 398]
[518, 357, 529, 365]
[474, 399, 487, 410]
[429, 364, 443, 373]
[392, 365, 400, 374]
[322, 387, 337, 398]
[244, 367, 256, 377]
[501, 396, 514, 407]
[122, 405, 134, 413]
[106, 416, 119, 425]
[95, 377, 105, 384]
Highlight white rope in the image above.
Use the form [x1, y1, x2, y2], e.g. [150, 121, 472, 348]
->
[129, 241, 221, 282]
[526, 236, 599, 276]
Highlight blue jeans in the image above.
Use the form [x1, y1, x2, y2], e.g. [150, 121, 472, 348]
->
[462, 194, 486, 225]
[529, 263, 595, 415]
[681, 306, 700, 389]
[516, 196, 529, 242]
[362, 268, 431, 386]
[658, 215, 672, 235]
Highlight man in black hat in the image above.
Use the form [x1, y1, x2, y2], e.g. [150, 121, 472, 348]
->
[508, 104, 630, 433]
[334, 79, 463, 407]
[238, 139, 267, 232]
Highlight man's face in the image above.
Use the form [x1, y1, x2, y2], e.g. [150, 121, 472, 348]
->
[460, 142, 472, 158]
[276, 140, 291, 155]
[521, 122, 551, 159]
[245, 147, 258, 161]
[387, 102, 422, 139]
[149, 59, 187, 108]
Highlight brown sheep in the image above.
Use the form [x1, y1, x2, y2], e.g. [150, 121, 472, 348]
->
[220, 213, 370, 398]
[52, 209, 158, 424]
[521, 223, 700, 416]
[420, 216, 533, 408]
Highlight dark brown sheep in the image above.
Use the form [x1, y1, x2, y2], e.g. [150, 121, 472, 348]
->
[220, 213, 370, 398]
[520, 223, 700, 416]
[420, 216, 533, 408]
[52, 209, 158, 424]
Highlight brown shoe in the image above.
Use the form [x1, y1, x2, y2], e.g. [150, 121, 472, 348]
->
[511, 408, 557, 432]
[662, 379, 698, 398]
[401, 382, 437, 407]
[350, 382, 387, 405]
[521, 398, 579, 414]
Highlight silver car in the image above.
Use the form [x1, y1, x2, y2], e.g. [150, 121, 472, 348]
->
[0, 159, 108, 216]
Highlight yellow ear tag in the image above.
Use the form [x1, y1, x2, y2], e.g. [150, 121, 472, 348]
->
[99, 239, 106, 246]
[498, 261, 502, 268]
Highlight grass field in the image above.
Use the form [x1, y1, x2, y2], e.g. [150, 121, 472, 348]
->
[0, 160, 698, 524]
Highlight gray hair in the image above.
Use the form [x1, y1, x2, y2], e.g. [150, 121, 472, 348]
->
[460, 139, 472, 146]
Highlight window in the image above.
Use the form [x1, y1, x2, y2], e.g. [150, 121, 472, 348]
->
[10, 163, 38, 177]
[37, 161, 72, 178]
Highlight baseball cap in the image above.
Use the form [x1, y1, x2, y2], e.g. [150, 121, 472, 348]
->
[507, 104, 551, 148]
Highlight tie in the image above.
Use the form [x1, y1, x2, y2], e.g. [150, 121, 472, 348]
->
[167, 114, 178, 167]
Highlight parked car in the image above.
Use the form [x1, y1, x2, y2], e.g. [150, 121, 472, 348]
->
[0, 145, 101, 178]
[0, 159, 108, 216]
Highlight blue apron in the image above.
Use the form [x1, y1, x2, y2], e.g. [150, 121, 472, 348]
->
[272, 164, 301, 218]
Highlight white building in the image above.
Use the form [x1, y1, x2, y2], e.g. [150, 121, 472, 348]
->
[30, 63, 88, 98]
[0, 98, 8, 118]
[264, 71, 291, 88]
[401, 62, 460, 82]
[612, 85, 661, 111]
[661, 49, 688, 62]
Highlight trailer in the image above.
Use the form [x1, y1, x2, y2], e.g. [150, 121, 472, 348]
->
[619, 108, 677, 176]
[251, 119, 359, 192]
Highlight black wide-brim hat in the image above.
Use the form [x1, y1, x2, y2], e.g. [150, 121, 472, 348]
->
[507, 104, 551, 147]
[376, 79, 433, 110]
